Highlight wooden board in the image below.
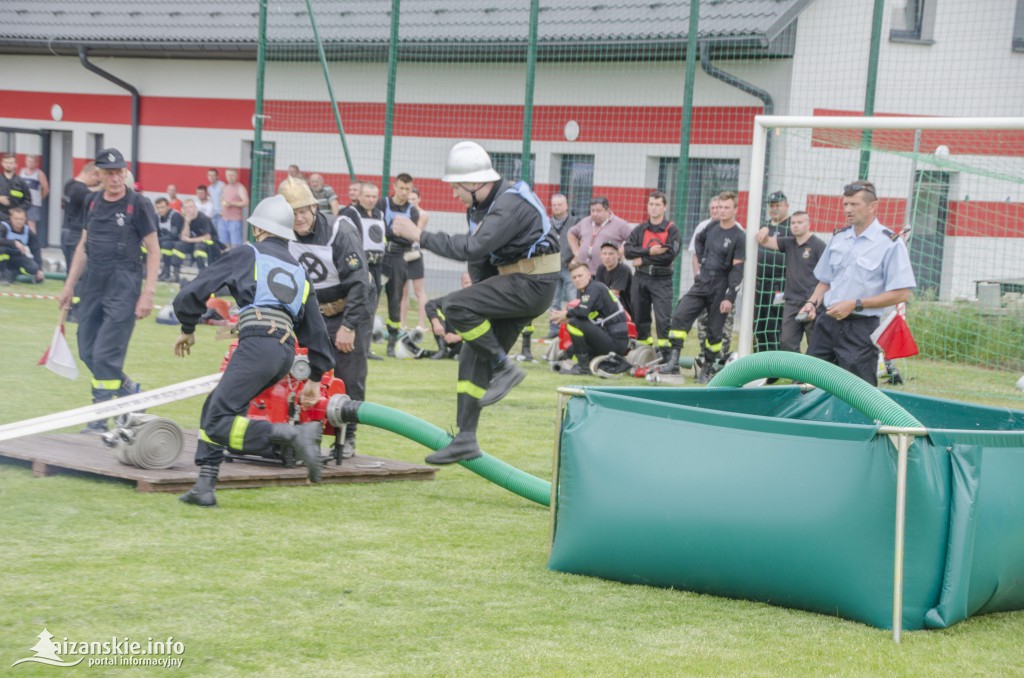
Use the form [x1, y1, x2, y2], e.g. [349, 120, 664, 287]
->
[0, 430, 435, 493]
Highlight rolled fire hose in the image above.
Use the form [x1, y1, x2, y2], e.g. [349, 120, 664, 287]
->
[708, 351, 924, 428]
[327, 396, 552, 507]
[103, 413, 185, 470]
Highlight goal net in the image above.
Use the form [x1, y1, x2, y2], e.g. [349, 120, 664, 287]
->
[738, 116, 1024, 401]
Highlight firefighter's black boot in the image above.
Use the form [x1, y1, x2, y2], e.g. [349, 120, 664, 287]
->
[519, 331, 533, 361]
[660, 348, 681, 375]
[157, 260, 171, 282]
[425, 430, 481, 465]
[81, 387, 117, 434]
[566, 354, 591, 376]
[341, 423, 357, 459]
[479, 358, 526, 407]
[270, 422, 324, 482]
[171, 263, 181, 283]
[386, 330, 398, 358]
[696, 349, 717, 384]
[179, 464, 219, 507]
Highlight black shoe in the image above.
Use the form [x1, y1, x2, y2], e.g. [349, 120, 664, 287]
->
[479, 359, 526, 407]
[430, 348, 449, 360]
[80, 419, 109, 434]
[564, 363, 590, 376]
[386, 335, 397, 358]
[659, 348, 681, 374]
[341, 438, 356, 459]
[270, 422, 324, 482]
[179, 465, 218, 507]
[368, 351, 384, 361]
[696, 363, 715, 385]
[425, 431, 481, 465]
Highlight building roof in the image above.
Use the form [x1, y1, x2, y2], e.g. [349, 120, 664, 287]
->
[0, 1, 814, 60]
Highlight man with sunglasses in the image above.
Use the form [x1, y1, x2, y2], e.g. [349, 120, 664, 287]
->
[800, 181, 916, 385]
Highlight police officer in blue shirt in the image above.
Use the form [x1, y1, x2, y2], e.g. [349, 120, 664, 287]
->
[801, 181, 916, 385]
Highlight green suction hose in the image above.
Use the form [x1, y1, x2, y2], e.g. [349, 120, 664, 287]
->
[709, 351, 923, 428]
[333, 399, 552, 506]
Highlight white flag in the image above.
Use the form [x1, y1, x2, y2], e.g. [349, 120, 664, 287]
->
[39, 322, 79, 380]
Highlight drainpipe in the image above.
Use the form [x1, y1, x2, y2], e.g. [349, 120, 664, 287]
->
[699, 41, 773, 215]
[79, 46, 140, 180]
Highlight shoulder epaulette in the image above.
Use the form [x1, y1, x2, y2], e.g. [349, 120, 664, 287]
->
[833, 225, 852, 236]
[883, 228, 900, 242]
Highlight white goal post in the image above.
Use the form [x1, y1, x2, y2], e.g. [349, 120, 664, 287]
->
[737, 115, 1024, 358]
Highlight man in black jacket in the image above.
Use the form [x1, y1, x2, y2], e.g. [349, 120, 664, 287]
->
[625, 191, 680, 365]
[172, 194, 335, 507]
[0, 207, 44, 284]
[552, 262, 629, 375]
[281, 178, 376, 458]
[391, 142, 558, 464]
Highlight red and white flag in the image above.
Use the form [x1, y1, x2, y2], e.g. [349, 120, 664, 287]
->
[39, 317, 79, 380]
[871, 303, 919, 360]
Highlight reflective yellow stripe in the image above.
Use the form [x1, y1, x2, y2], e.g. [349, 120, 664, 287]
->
[229, 417, 249, 450]
[198, 429, 214, 444]
[459, 319, 491, 342]
[253, 261, 258, 280]
[656, 339, 672, 347]
[436, 309, 446, 321]
[566, 324, 584, 337]
[302, 280, 310, 304]
[0, 254, 9, 262]
[72, 296, 80, 304]
[160, 248, 173, 256]
[195, 250, 209, 258]
[523, 324, 535, 333]
[705, 339, 723, 353]
[386, 319, 401, 328]
[203, 239, 214, 245]
[140, 246, 148, 254]
[91, 379, 122, 390]
[172, 249, 187, 259]
[456, 381, 486, 399]
[668, 329, 688, 340]
[587, 311, 599, 321]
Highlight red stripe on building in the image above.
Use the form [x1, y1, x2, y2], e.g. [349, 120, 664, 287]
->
[805, 194, 1024, 237]
[810, 109, 1024, 157]
[3, 90, 758, 143]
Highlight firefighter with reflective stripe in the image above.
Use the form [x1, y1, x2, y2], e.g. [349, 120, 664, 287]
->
[663, 191, 746, 384]
[551, 262, 629, 375]
[179, 198, 217, 271]
[0, 153, 31, 224]
[281, 178, 376, 458]
[57, 148, 160, 432]
[426, 270, 472, 360]
[172, 195, 335, 507]
[154, 197, 187, 282]
[0, 207, 44, 283]
[624, 190, 680, 363]
[377, 173, 422, 356]
[391, 141, 559, 464]
[340, 181, 387, 297]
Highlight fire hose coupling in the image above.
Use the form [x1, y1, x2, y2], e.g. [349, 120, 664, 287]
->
[325, 394, 362, 427]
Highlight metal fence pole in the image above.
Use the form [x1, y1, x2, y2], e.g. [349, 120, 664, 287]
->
[250, 0, 269, 241]
[381, 0, 401, 196]
[305, 0, 356, 181]
[859, 0, 885, 180]
[521, 0, 540, 185]
[672, 0, 700, 299]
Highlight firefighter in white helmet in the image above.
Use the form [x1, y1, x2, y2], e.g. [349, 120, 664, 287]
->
[172, 194, 335, 507]
[391, 141, 560, 464]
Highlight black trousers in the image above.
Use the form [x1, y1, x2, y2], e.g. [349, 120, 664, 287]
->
[195, 331, 295, 466]
[631, 273, 674, 345]
[323, 310, 371, 443]
[669, 276, 729, 357]
[382, 252, 408, 331]
[807, 312, 881, 386]
[367, 261, 383, 297]
[753, 282, 784, 352]
[1, 250, 40, 279]
[780, 302, 813, 353]
[442, 272, 557, 434]
[566, 318, 628, 359]
[77, 265, 142, 398]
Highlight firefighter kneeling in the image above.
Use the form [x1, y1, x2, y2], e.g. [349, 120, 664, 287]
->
[551, 262, 629, 375]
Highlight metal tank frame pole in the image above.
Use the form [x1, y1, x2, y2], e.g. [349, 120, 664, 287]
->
[252, 0, 269, 207]
[859, 0, 885, 180]
[521, 0, 540, 185]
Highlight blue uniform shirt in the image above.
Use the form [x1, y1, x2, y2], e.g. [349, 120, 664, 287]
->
[813, 219, 916, 317]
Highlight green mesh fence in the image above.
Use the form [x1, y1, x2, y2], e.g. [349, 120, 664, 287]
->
[254, 0, 1024, 399]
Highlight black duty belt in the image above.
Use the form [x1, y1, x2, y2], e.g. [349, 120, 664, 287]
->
[636, 264, 674, 277]
[385, 242, 410, 255]
[236, 307, 295, 343]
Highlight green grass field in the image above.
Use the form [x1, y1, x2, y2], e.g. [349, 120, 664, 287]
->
[2, 280, 1023, 676]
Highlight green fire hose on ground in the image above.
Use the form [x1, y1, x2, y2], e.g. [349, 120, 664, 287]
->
[329, 397, 553, 506]
[329, 352, 922, 508]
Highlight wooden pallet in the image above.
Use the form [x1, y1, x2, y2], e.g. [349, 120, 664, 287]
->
[0, 430, 435, 493]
